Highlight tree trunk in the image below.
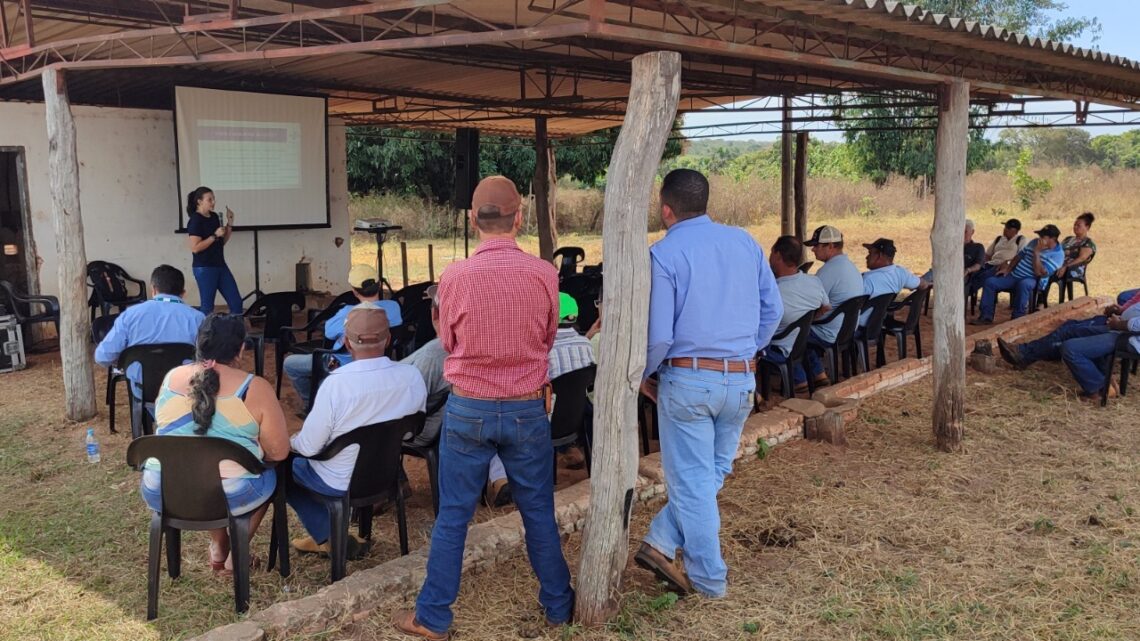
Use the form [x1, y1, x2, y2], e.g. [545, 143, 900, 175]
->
[780, 97, 794, 237]
[42, 68, 96, 421]
[794, 131, 808, 244]
[534, 117, 558, 262]
[932, 80, 969, 452]
[575, 51, 681, 625]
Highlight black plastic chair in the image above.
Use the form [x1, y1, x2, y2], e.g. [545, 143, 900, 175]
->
[277, 292, 357, 397]
[92, 314, 127, 433]
[401, 394, 449, 516]
[855, 294, 896, 372]
[119, 342, 197, 439]
[553, 246, 586, 279]
[798, 261, 814, 274]
[550, 366, 596, 477]
[126, 435, 289, 620]
[1052, 253, 1095, 304]
[1100, 332, 1140, 407]
[289, 412, 424, 582]
[560, 272, 603, 334]
[388, 282, 436, 359]
[758, 311, 816, 405]
[0, 280, 60, 339]
[244, 292, 306, 385]
[882, 288, 930, 361]
[638, 391, 658, 456]
[809, 295, 868, 383]
[86, 260, 146, 323]
[301, 291, 358, 341]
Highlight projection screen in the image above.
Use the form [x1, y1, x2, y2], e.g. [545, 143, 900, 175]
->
[175, 87, 329, 230]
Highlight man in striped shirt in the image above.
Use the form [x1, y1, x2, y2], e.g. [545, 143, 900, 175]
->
[395, 176, 573, 640]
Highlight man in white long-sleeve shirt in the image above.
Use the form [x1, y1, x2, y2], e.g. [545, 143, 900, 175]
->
[288, 303, 427, 555]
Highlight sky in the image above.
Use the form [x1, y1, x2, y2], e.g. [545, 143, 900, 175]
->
[685, 1, 1140, 142]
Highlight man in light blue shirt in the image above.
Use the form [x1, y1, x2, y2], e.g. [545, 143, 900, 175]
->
[859, 238, 926, 326]
[94, 264, 204, 430]
[282, 264, 402, 409]
[637, 169, 782, 599]
[764, 236, 830, 390]
[973, 224, 1065, 325]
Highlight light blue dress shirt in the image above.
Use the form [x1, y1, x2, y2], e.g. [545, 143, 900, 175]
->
[1125, 306, 1140, 354]
[646, 215, 782, 378]
[328, 299, 403, 365]
[860, 264, 921, 326]
[94, 294, 205, 390]
[812, 253, 864, 343]
[1010, 239, 1065, 289]
[771, 273, 829, 355]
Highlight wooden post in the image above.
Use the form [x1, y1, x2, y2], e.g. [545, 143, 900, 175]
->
[575, 51, 681, 625]
[780, 97, 794, 237]
[427, 243, 435, 282]
[399, 240, 409, 288]
[534, 117, 558, 262]
[794, 131, 808, 243]
[42, 68, 96, 421]
[932, 80, 969, 452]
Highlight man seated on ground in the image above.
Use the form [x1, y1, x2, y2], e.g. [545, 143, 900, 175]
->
[804, 225, 863, 381]
[922, 219, 986, 284]
[282, 264, 402, 410]
[860, 238, 927, 326]
[94, 264, 205, 429]
[972, 224, 1064, 325]
[969, 218, 1028, 299]
[402, 284, 449, 448]
[765, 236, 830, 393]
[288, 303, 427, 557]
[484, 293, 596, 507]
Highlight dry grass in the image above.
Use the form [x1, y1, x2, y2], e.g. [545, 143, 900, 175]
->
[343, 361, 1140, 641]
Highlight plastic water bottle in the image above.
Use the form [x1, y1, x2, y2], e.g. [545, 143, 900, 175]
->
[85, 428, 101, 464]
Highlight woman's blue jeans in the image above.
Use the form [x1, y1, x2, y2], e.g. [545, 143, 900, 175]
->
[644, 363, 755, 598]
[193, 265, 244, 314]
[414, 394, 573, 634]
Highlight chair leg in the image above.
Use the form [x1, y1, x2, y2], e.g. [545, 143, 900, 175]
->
[129, 396, 142, 440]
[896, 333, 906, 360]
[780, 365, 793, 400]
[329, 500, 348, 583]
[229, 515, 252, 614]
[876, 340, 886, 368]
[107, 373, 117, 434]
[803, 359, 816, 397]
[165, 526, 181, 579]
[357, 504, 374, 541]
[758, 367, 772, 406]
[914, 326, 923, 359]
[268, 484, 290, 577]
[396, 487, 410, 556]
[146, 513, 163, 621]
[1101, 354, 1115, 408]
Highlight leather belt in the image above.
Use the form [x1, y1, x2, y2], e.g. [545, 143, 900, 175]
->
[667, 357, 755, 373]
[454, 387, 545, 401]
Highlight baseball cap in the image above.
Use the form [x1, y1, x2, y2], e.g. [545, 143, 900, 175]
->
[471, 176, 521, 218]
[559, 292, 579, 322]
[344, 302, 390, 347]
[804, 225, 843, 246]
[348, 264, 378, 289]
[1035, 224, 1061, 239]
[862, 238, 897, 258]
[1003, 218, 1022, 230]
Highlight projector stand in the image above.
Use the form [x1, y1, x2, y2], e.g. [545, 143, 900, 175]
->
[242, 229, 265, 303]
[361, 226, 400, 297]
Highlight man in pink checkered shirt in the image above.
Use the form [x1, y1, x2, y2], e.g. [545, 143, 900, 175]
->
[395, 176, 573, 640]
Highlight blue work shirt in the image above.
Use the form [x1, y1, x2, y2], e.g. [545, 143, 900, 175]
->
[860, 264, 921, 326]
[1011, 239, 1065, 290]
[812, 253, 864, 343]
[646, 215, 782, 378]
[327, 299, 403, 365]
[94, 294, 205, 390]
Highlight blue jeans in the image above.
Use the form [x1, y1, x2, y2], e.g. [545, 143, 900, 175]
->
[1017, 317, 1109, 366]
[979, 274, 1036, 321]
[1118, 289, 1139, 307]
[762, 346, 822, 386]
[286, 457, 345, 544]
[644, 364, 755, 598]
[968, 264, 997, 299]
[1061, 331, 1122, 395]
[415, 395, 573, 633]
[283, 353, 316, 408]
[193, 265, 243, 314]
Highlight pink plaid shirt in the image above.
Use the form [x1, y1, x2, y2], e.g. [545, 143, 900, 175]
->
[438, 237, 559, 398]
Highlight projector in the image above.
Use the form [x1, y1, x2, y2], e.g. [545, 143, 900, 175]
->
[354, 219, 403, 233]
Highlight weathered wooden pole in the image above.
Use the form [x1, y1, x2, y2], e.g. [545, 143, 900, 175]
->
[575, 50, 680, 625]
[794, 131, 808, 243]
[427, 243, 435, 282]
[780, 97, 794, 236]
[533, 117, 558, 262]
[399, 240, 409, 288]
[932, 80, 969, 452]
[42, 68, 96, 421]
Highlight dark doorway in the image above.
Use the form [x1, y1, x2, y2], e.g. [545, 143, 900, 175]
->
[0, 149, 35, 292]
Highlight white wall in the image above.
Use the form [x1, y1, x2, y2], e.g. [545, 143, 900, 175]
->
[0, 101, 350, 305]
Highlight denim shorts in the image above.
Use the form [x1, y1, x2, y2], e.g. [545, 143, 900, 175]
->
[141, 468, 277, 517]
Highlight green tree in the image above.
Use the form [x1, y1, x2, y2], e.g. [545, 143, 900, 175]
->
[995, 129, 1097, 167]
[1009, 148, 1052, 210]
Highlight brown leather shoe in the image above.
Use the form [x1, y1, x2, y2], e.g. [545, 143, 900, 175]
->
[392, 609, 449, 640]
[484, 478, 513, 507]
[634, 542, 692, 595]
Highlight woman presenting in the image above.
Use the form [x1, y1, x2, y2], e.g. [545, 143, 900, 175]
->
[186, 186, 243, 314]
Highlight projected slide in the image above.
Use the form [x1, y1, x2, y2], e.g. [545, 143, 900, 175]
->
[175, 87, 328, 229]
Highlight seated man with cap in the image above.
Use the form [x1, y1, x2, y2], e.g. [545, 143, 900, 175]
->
[804, 224, 862, 384]
[484, 293, 596, 507]
[765, 236, 830, 392]
[282, 264, 403, 411]
[860, 238, 928, 326]
[288, 303, 427, 556]
[972, 224, 1064, 325]
[969, 218, 1028, 300]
